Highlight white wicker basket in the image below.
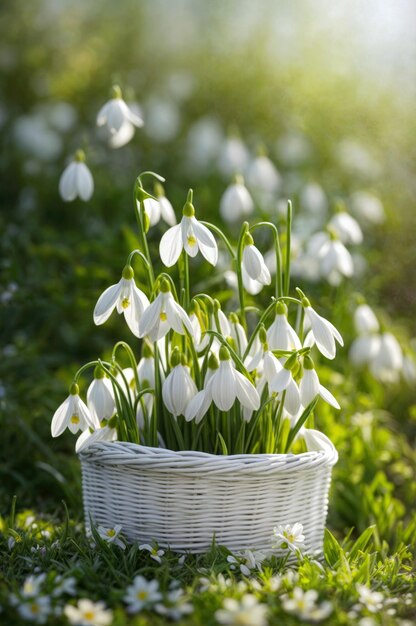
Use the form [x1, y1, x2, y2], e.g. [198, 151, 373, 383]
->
[79, 437, 337, 554]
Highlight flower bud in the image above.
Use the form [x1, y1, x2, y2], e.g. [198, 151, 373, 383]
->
[122, 265, 134, 280]
[219, 345, 231, 361]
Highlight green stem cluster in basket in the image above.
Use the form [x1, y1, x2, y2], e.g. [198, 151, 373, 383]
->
[51, 171, 343, 455]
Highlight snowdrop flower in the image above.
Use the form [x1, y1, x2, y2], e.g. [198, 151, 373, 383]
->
[142, 182, 176, 227]
[241, 234, 271, 295]
[139, 544, 165, 563]
[272, 523, 305, 552]
[308, 230, 354, 283]
[137, 343, 156, 387]
[64, 599, 113, 626]
[212, 346, 260, 412]
[282, 587, 332, 622]
[354, 303, 379, 334]
[185, 354, 219, 423]
[246, 153, 281, 195]
[138, 279, 193, 341]
[229, 312, 248, 356]
[124, 576, 162, 613]
[97, 524, 125, 549]
[299, 355, 340, 409]
[93, 265, 149, 338]
[51, 383, 98, 437]
[356, 585, 384, 613]
[329, 209, 363, 244]
[267, 302, 301, 351]
[300, 182, 328, 216]
[270, 354, 301, 416]
[301, 293, 343, 360]
[17, 597, 51, 624]
[370, 333, 403, 383]
[87, 367, 115, 423]
[349, 335, 381, 367]
[186, 116, 223, 172]
[162, 351, 197, 417]
[350, 191, 385, 225]
[218, 136, 250, 178]
[219, 176, 254, 223]
[215, 594, 268, 626]
[59, 150, 94, 202]
[159, 190, 218, 267]
[277, 132, 312, 167]
[154, 586, 193, 620]
[75, 424, 117, 453]
[143, 96, 180, 143]
[97, 85, 143, 135]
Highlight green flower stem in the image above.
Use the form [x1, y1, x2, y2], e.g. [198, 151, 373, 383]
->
[182, 251, 190, 310]
[250, 221, 283, 298]
[185, 328, 201, 388]
[242, 299, 277, 361]
[127, 249, 154, 291]
[111, 341, 140, 395]
[73, 361, 101, 383]
[206, 330, 252, 380]
[97, 359, 138, 443]
[284, 200, 292, 296]
[139, 200, 155, 283]
[152, 343, 162, 447]
[236, 222, 249, 331]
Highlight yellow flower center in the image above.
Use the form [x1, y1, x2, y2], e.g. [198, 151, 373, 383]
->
[70, 414, 80, 424]
[83, 611, 95, 620]
[284, 531, 295, 543]
[106, 529, 116, 537]
[30, 604, 39, 614]
[121, 297, 130, 309]
[137, 591, 148, 600]
[160, 312, 167, 321]
[187, 235, 197, 247]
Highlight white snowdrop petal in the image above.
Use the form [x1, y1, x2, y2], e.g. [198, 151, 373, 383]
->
[212, 363, 236, 411]
[159, 224, 183, 267]
[234, 371, 260, 410]
[51, 396, 71, 437]
[243, 246, 263, 280]
[143, 198, 161, 226]
[106, 100, 125, 133]
[159, 197, 177, 226]
[319, 384, 340, 409]
[93, 281, 122, 325]
[59, 162, 78, 201]
[185, 390, 207, 422]
[166, 295, 193, 336]
[284, 379, 301, 415]
[138, 295, 162, 338]
[109, 120, 135, 148]
[242, 265, 263, 295]
[299, 369, 320, 407]
[270, 368, 291, 392]
[96, 101, 111, 126]
[76, 162, 94, 201]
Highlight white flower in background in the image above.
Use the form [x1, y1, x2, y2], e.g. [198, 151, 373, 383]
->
[14, 113, 62, 161]
[17, 596, 52, 624]
[51, 383, 98, 437]
[142, 182, 177, 227]
[307, 230, 354, 283]
[218, 136, 250, 178]
[329, 210, 363, 244]
[272, 523, 305, 552]
[162, 358, 198, 417]
[124, 576, 162, 613]
[403, 353, 416, 384]
[106, 102, 143, 148]
[139, 544, 165, 564]
[229, 313, 248, 356]
[350, 191, 385, 225]
[87, 368, 115, 423]
[269, 356, 301, 416]
[138, 280, 193, 341]
[227, 549, 267, 576]
[349, 335, 381, 367]
[20, 574, 47, 599]
[75, 424, 117, 453]
[59, 150, 94, 202]
[215, 594, 268, 626]
[97, 524, 125, 549]
[337, 139, 380, 180]
[93, 265, 149, 338]
[276, 132, 312, 167]
[154, 586, 193, 621]
[51, 575, 77, 597]
[353, 303, 379, 334]
[299, 355, 340, 409]
[137, 344, 156, 387]
[186, 116, 223, 172]
[219, 176, 254, 223]
[282, 587, 332, 622]
[267, 302, 301, 351]
[159, 191, 218, 267]
[369, 333, 403, 383]
[356, 585, 384, 613]
[241, 235, 271, 295]
[64, 599, 113, 626]
[246, 153, 281, 195]
[300, 182, 328, 216]
[143, 96, 180, 143]
[189, 306, 210, 352]
[97, 85, 143, 135]
[301, 296, 344, 360]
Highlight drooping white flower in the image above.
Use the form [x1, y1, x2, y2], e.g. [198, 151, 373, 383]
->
[350, 191, 385, 225]
[51, 383, 98, 437]
[185, 354, 219, 423]
[75, 425, 117, 453]
[59, 150, 94, 202]
[267, 302, 301, 351]
[299, 356, 340, 409]
[93, 265, 149, 338]
[215, 594, 268, 626]
[229, 313, 248, 356]
[139, 543, 165, 564]
[349, 335, 381, 367]
[329, 210, 363, 244]
[17, 597, 52, 624]
[282, 587, 332, 622]
[301, 296, 343, 360]
[246, 153, 281, 195]
[299, 182, 328, 216]
[124, 576, 162, 614]
[162, 358, 197, 417]
[87, 369, 115, 423]
[241, 235, 271, 296]
[369, 332, 403, 383]
[272, 523, 305, 552]
[97, 85, 143, 135]
[138, 280, 193, 341]
[219, 177, 254, 223]
[218, 136, 250, 178]
[64, 599, 113, 626]
[210, 347, 260, 412]
[353, 303, 379, 334]
[308, 230, 354, 283]
[97, 524, 125, 549]
[269, 356, 301, 416]
[159, 191, 217, 267]
[142, 182, 176, 228]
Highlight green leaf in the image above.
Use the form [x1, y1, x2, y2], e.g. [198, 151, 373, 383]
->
[324, 528, 343, 567]
[349, 525, 376, 561]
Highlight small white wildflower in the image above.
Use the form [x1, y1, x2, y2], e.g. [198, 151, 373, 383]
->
[282, 587, 332, 622]
[64, 599, 113, 626]
[139, 543, 165, 564]
[59, 150, 94, 202]
[215, 594, 268, 626]
[356, 584, 384, 613]
[97, 85, 143, 135]
[124, 576, 162, 613]
[272, 523, 305, 553]
[97, 524, 125, 549]
[154, 586, 193, 621]
[17, 596, 52, 624]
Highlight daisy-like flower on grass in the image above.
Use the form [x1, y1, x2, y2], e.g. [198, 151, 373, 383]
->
[17, 596, 52, 624]
[299, 355, 340, 410]
[154, 586, 193, 621]
[93, 265, 149, 338]
[227, 549, 267, 576]
[124, 576, 162, 614]
[20, 574, 47, 599]
[215, 594, 269, 626]
[220, 175, 254, 223]
[267, 301, 301, 351]
[282, 587, 332, 622]
[142, 182, 177, 228]
[97, 85, 143, 135]
[272, 523, 305, 553]
[159, 189, 218, 267]
[139, 278, 193, 341]
[87, 366, 115, 424]
[299, 291, 343, 360]
[59, 149, 94, 202]
[51, 383, 98, 438]
[97, 524, 125, 549]
[139, 543, 165, 564]
[162, 349, 198, 417]
[64, 599, 113, 626]
[356, 585, 384, 613]
[241, 233, 271, 295]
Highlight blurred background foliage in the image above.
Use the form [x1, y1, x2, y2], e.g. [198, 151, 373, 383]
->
[0, 0, 415, 550]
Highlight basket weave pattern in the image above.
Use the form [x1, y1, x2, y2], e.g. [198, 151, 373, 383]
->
[80, 441, 338, 553]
